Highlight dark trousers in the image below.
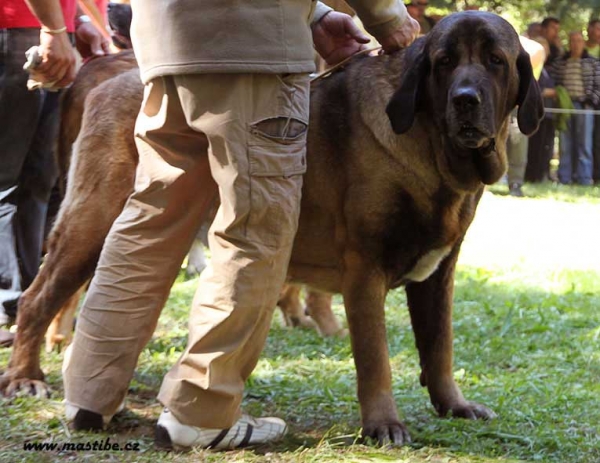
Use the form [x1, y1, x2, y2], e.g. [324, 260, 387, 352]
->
[525, 118, 555, 183]
[593, 114, 600, 182]
[0, 28, 59, 322]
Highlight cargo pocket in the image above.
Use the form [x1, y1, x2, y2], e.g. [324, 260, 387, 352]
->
[246, 117, 308, 249]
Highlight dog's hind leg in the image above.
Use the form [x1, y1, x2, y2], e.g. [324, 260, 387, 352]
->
[277, 284, 317, 330]
[304, 289, 347, 337]
[0, 226, 104, 396]
[45, 285, 84, 353]
[0, 188, 129, 397]
[0, 90, 138, 397]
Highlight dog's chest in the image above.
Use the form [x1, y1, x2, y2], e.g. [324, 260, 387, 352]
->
[403, 246, 452, 282]
[379, 187, 475, 287]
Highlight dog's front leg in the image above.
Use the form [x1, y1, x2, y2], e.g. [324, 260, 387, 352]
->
[342, 250, 410, 446]
[405, 243, 496, 420]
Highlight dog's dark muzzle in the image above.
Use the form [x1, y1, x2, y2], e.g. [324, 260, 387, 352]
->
[447, 86, 493, 149]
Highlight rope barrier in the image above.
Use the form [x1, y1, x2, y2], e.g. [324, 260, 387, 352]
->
[544, 107, 600, 115]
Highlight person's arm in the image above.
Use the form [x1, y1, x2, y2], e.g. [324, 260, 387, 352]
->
[311, 8, 370, 66]
[74, 4, 111, 58]
[593, 58, 600, 108]
[25, 0, 67, 31]
[24, 0, 76, 87]
[312, 2, 334, 26]
[345, 0, 419, 52]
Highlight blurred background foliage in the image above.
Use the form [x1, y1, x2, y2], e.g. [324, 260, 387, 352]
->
[427, 0, 600, 38]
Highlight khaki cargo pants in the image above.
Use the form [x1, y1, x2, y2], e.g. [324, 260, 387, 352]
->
[63, 72, 310, 428]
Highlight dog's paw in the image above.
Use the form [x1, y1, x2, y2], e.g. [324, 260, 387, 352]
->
[0, 372, 50, 398]
[362, 421, 412, 446]
[437, 400, 497, 420]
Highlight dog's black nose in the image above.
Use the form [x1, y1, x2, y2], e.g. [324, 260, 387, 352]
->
[452, 88, 481, 111]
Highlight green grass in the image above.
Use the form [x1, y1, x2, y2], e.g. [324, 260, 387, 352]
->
[486, 182, 600, 204]
[1, 185, 599, 462]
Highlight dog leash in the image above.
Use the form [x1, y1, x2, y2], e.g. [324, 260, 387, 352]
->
[310, 46, 382, 83]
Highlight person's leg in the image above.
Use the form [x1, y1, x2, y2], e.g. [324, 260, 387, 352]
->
[525, 125, 543, 183]
[558, 111, 575, 184]
[541, 119, 556, 181]
[16, 90, 60, 290]
[63, 76, 218, 421]
[0, 28, 46, 325]
[575, 108, 594, 185]
[506, 114, 528, 196]
[157, 72, 309, 432]
[592, 114, 600, 183]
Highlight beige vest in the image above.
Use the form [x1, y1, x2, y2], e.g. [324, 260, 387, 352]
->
[131, 0, 407, 83]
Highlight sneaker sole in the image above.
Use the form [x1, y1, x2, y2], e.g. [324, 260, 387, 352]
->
[72, 409, 104, 431]
[155, 424, 174, 450]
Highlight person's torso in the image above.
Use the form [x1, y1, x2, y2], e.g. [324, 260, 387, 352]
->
[564, 58, 585, 100]
[131, 0, 318, 83]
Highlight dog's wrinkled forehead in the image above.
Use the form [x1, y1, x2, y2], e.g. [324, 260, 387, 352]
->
[428, 12, 520, 60]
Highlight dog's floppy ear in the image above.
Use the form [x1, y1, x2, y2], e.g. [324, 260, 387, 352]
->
[386, 37, 429, 134]
[516, 48, 545, 136]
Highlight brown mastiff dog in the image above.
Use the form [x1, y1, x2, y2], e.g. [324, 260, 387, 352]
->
[1, 11, 543, 445]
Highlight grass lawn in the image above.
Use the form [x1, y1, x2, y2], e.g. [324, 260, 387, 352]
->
[1, 183, 599, 463]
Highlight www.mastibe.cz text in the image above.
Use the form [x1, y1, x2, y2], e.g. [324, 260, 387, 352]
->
[23, 437, 141, 452]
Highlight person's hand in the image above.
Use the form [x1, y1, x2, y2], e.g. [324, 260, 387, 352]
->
[75, 22, 111, 60]
[378, 16, 420, 53]
[312, 11, 371, 65]
[35, 29, 77, 87]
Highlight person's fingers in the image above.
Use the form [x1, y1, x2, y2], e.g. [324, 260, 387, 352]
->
[89, 34, 105, 56]
[54, 66, 76, 87]
[101, 38, 112, 55]
[380, 17, 420, 53]
[343, 17, 371, 44]
[35, 60, 66, 83]
[35, 31, 76, 83]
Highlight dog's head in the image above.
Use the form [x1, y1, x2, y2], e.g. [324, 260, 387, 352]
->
[108, 2, 133, 49]
[386, 12, 544, 190]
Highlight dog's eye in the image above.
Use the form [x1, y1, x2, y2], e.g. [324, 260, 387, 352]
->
[489, 54, 504, 65]
[438, 56, 452, 66]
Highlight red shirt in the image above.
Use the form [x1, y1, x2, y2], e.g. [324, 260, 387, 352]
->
[1, 0, 77, 32]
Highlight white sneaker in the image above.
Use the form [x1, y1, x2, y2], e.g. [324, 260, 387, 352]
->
[155, 408, 287, 450]
[65, 401, 125, 431]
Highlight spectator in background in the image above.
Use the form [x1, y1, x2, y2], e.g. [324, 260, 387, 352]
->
[551, 31, 600, 185]
[505, 35, 546, 196]
[0, 0, 109, 346]
[587, 19, 600, 183]
[526, 22, 542, 40]
[586, 19, 600, 58]
[406, 0, 435, 34]
[525, 37, 557, 183]
[541, 17, 562, 66]
[407, 2, 419, 22]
